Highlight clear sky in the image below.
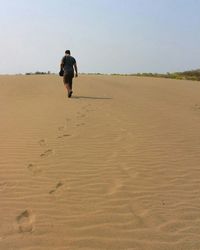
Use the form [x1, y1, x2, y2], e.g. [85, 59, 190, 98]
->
[0, 0, 200, 74]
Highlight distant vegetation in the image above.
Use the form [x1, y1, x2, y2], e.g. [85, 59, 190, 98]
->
[111, 69, 200, 81]
[25, 71, 51, 75]
[24, 69, 200, 81]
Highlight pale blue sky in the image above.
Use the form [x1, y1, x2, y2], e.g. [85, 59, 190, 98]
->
[0, 0, 200, 74]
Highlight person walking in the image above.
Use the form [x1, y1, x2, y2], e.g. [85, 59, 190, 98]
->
[60, 50, 78, 98]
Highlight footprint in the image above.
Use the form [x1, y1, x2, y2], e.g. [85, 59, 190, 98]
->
[58, 126, 64, 131]
[76, 123, 85, 126]
[76, 123, 83, 127]
[16, 210, 35, 233]
[49, 181, 63, 194]
[56, 182, 63, 188]
[40, 149, 53, 158]
[38, 139, 46, 147]
[27, 163, 42, 175]
[192, 104, 200, 111]
[57, 134, 71, 139]
[63, 134, 70, 137]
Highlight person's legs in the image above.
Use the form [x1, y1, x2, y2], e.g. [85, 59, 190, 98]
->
[63, 72, 74, 98]
[68, 78, 73, 97]
[66, 83, 71, 93]
[67, 72, 74, 97]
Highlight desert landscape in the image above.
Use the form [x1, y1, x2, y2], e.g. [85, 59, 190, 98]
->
[1, 74, 200, 250]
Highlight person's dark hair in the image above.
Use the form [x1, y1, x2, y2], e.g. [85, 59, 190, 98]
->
[65, 50, 71, 55]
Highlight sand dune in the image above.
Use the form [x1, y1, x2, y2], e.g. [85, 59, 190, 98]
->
[1, 75, 200, 249]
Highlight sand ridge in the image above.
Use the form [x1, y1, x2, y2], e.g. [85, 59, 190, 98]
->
[1, 75, 200, 249]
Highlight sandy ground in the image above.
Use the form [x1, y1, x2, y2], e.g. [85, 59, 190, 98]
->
[1, 75, 200, 250]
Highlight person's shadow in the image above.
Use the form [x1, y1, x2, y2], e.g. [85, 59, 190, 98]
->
[72, 96, 112, 100]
